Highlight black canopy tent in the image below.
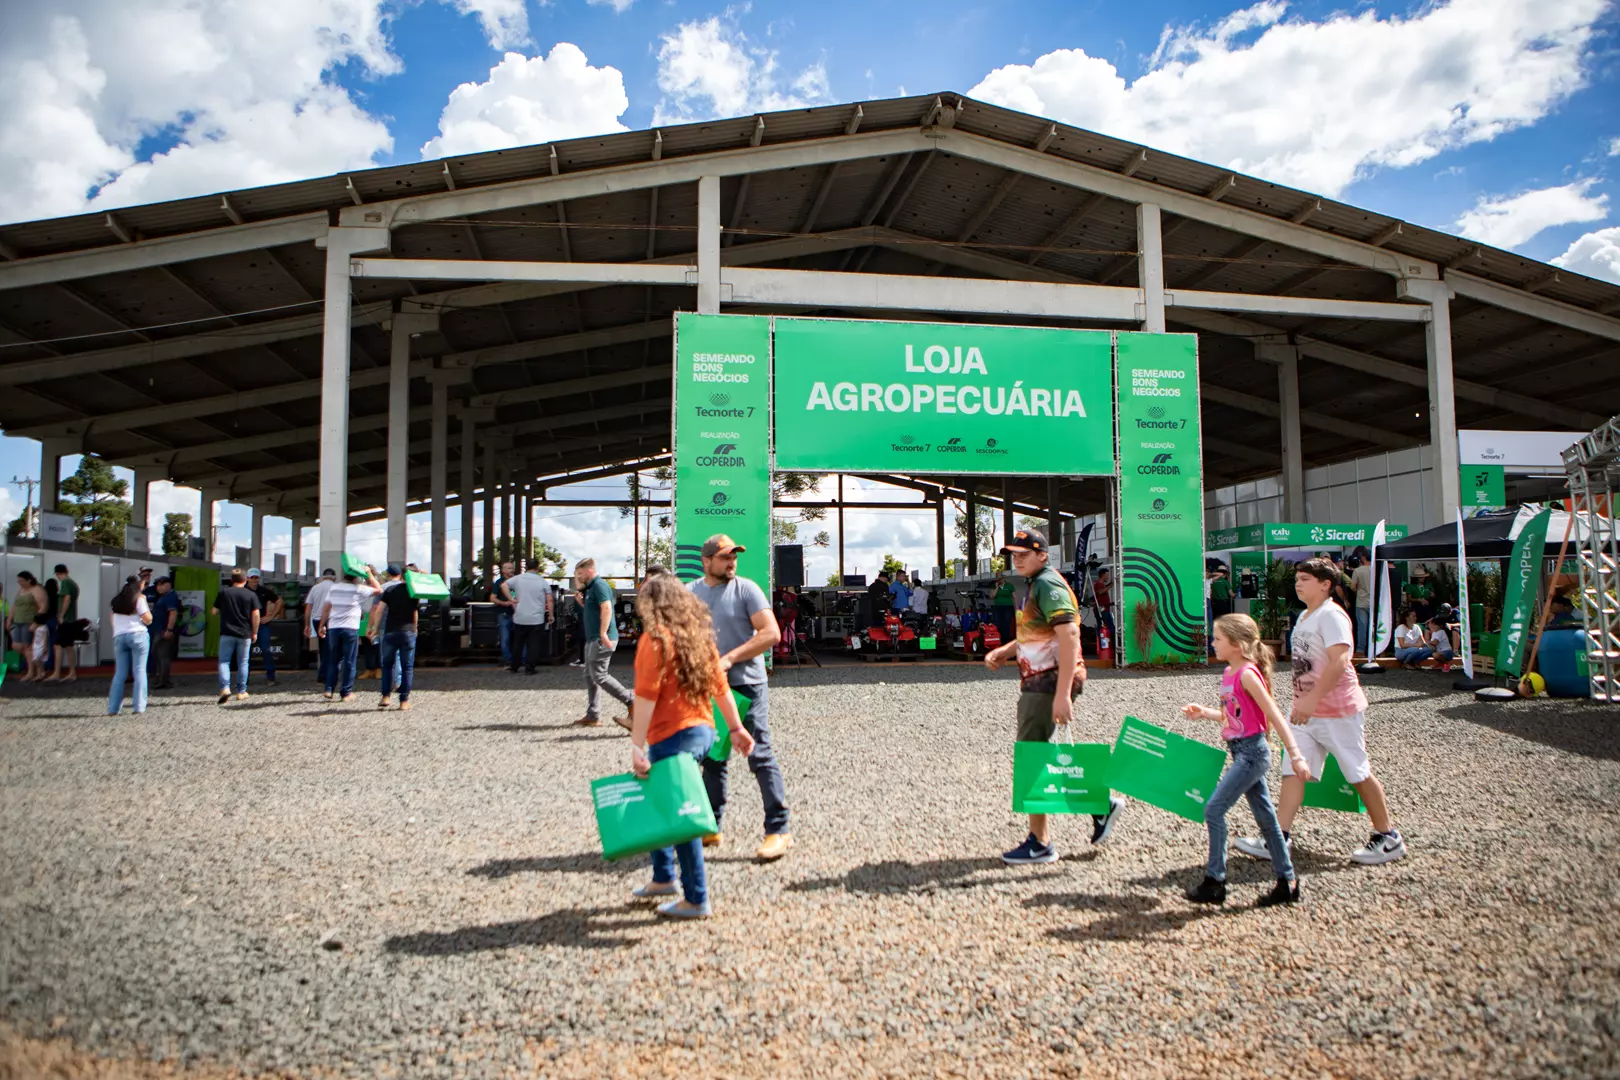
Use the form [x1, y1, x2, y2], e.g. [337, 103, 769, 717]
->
[1377, 506, 1591, 560]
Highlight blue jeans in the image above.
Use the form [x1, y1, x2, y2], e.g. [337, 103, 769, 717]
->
[1354, 608, 1371, 656]
[256, 623, 277, 681]
[325, 628, 359, 696]
[498, 611, 514, 666]
[380, 629, 416, 701]
[649, 723, 717, 907]
[312, 626, 331, 687]
[1206, 733, 1294, 882]
[107, 632, 150, 715]
[1395, 646, 1432, 664]
[701, 681, 790, 835]
[218, 635, 250, 694]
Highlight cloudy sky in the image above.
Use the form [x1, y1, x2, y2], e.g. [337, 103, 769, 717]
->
[0, 0, 1616, 578]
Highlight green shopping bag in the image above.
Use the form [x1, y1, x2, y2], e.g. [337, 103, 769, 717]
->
[709, 687, 751, 762]
[1012, 737, 1112, 815]
[404, 570, 450, 600]
[1109, 715, 1227, 823]
[591, 754, 718, 861]
[1292, 750, 1367, 813]
[3, 648, 20, 673]
[341, 552, 371, 580]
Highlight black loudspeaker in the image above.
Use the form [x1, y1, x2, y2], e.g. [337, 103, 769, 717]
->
[775, 544, 804, 587]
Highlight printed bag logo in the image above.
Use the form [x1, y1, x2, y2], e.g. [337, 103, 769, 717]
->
[1055, 753, 1072, 766]
[677, 800, 705, 818]
[709, 393, 731, 406]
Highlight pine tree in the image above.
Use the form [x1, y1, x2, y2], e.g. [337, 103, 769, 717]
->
[163, 513, 193, 556]
[58, 456, 131, 547]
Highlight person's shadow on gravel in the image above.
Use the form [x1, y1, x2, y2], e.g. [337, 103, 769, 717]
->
[1440, 700, 1620, 762]
[456, 723, 553, 733]
[467, 853, 638, 878]
[1125, 854, 1356, 890]
[787, 857, 1067, 896]
[384, 906, 647, 955]
[1047, 900, 1223, 943]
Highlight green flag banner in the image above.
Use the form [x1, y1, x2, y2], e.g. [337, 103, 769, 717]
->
[772, 317, 1116, 475]
[1116, 333, 1205, 662]
[673, 314, 772, 584]
[1495, 506, 1551, 679]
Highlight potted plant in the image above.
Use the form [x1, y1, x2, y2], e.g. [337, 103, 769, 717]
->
[1258, 557, 1296, 657]
[1132, 599, 1159, 663]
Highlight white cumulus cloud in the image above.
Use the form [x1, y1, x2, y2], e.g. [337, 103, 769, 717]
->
[1553, 226, 1620, 285]
[441, 0, 532, 49]
[1454, 179, 1610, 250]
[0, 0, 399, 224]
[653, 15, 831, 124]
[968, 0, 1607, 197]
[420, 44, 629, 159]
[587, 0, 636, 11]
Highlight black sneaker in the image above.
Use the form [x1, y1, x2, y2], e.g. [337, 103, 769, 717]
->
[1090, 795, 1126, 845]
[1257, 878, 1301, 907]
[1186, 875, 1227, 904]
[1001, 833, 1058, 865]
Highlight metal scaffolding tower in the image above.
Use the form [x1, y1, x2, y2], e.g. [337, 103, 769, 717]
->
[1563, 417, 1620, 702]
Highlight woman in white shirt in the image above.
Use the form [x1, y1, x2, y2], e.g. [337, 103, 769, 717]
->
[1393, 611, 1430, 668]
[106, 575, 153, 716]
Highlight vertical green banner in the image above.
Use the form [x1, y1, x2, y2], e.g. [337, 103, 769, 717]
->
[1115, 333, 1205, 663]
[1495, 506, 1550, 679]
[1461, 464, 1506, 509]
[672, 313, 772, 583]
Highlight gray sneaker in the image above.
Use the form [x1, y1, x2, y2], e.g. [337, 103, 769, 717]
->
[1349, 830, 1406, 866]
[1234, 834, 1289, 862]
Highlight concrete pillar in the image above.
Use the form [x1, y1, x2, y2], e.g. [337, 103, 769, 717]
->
[935, 495, 946, 578]
[131, 466, 162, 538]
[1002, 478, 1014, 550]
[1401, 279, 1461, 525]
[290, 521, 304, 578]
[1136, 203, 1165, 334]
[1258, 343, 1306, 521]
[459, 409, 492, 583]
[697, 175, 721, 314]
[482, 442, 496, 573]
[498, 467, 509, 562]
[386, 317, 411, 566]
[428, 375, 450, 578]
[520, 483, 531, 568]
[38, 437, 77, 513]
[199, 488, 227, 562]
[965, 481, 978, 576]
[250, 506, 267, 571]
[319, 225, 389, 576]
[1047, 478, 1060, 564]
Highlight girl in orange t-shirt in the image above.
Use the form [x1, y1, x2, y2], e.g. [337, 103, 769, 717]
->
[630, 574, 754, 918]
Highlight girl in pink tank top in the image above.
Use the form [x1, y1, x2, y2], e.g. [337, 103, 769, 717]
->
[1179, 614, 1312, 908]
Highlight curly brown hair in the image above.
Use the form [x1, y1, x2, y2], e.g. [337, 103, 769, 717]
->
[635, 574, 722, 704]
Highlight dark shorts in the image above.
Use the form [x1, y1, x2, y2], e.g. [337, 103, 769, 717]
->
[1016, 682, 1083, 743]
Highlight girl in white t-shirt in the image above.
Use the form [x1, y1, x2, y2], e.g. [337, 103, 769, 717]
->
[1427, 618, 1455, 673]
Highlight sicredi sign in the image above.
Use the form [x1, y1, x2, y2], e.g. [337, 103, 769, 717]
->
[1202, 522, 1410, 549]
[772, 318, 1115, 475]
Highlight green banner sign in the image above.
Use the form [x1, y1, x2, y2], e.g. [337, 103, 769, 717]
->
[1203, 522, 1410, 550]
[1461, 464, 1506, 509]
[772, 317, 1115, 475]
[1495, 506, 1550, 679]
[1116, 333, 1205, 662]
[673, 313, 771, 583]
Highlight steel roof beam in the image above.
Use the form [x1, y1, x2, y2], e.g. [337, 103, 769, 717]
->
[1446, 271, 1620, 343]
[725, 266, 1142, 321]
[0, 211, 330, 292]
[1200, 384, 1414, 448]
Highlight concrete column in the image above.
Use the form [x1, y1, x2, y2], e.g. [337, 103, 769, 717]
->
[290, 521, 304, 578]
[1002, 478, 1014, 550]
[520, 484, 532, 568]
[935, 495, 946, 577]
[482, 442, 496, 573]
[250, 506, 267, 570]
[319, 225, 389, 576]
[1047, 478, 1060, 563]
[130, 466, 162, 537]
[965, 481, 978, 576]
[38, 437, 77, 513]
[1258, 343, 1306, 520]
[697, 175, 722, 315]
[386, 317, 411, 566]
[199, 489, 227, 562]
[1402, 279, 1461, 524]
[498, 467, 509, 562]
[459, 409, 492, 583]
[428, 375, 450, 577]
[1136, 203, 1166, 334]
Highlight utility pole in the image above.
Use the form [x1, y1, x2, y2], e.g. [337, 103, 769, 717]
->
[10, 476, 37, 537]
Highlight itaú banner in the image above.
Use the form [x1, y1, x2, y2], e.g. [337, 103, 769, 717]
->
[1458, 430, 1583, 471]
[772, 317, 1116, 476]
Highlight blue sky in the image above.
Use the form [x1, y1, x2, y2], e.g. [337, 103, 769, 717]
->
[0, 0, 1616, 578]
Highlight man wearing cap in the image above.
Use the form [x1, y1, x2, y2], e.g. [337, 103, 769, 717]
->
[985, 528, 1124, 865]
[246, 570, 285, 687]
[574, 558, 634, 728]
[148, 576, 180, 690]
[370, 565, 419, 710]
[689, 534, 792, 862]
[306, 568, 337, 688]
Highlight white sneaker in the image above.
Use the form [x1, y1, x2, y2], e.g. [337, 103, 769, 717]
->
[1349, 830, 1406, 865]
[1234, 834, 1289, 862]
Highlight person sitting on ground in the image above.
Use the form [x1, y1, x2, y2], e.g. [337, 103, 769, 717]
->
[1393, 611, 1430, 668]
[627, 573, 755, 919]
[1427, 617, 1455, 672]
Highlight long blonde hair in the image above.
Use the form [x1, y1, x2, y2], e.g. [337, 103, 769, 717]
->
[635, 574, 723, 704]
[1213, 612, 1275, 697]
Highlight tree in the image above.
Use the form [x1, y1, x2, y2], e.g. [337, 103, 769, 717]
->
[953, 501, 998, 567]
[772, 472, 826, 545]
[163, 513, 193, 555]
[480, 538, 566, 574]
[58, 456, 131, 547]
[826, 569, 844, 586]
[7, 510, 28, 538]
[881, 553, 907, 576]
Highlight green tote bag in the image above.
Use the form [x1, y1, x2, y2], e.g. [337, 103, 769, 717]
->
[1012, 735, 1112, 815]
[591, 754, 719, 862]
[1109, 715, 1227, 823]
[404, 570, 450, 600]
[708, 687, 752, 762]
[1294, 751, 1367, 813]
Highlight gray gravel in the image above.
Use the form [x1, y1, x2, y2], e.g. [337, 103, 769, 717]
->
[2, 660, 1618, 1078]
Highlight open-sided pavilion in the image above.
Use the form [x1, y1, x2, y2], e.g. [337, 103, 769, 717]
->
[2, 92, 1617, 578]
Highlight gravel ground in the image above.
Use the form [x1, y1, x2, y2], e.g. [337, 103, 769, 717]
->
[2, 659, 1618, 1079]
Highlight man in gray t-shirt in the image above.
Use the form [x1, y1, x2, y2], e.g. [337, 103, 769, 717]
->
[688, 533, 792, 861]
